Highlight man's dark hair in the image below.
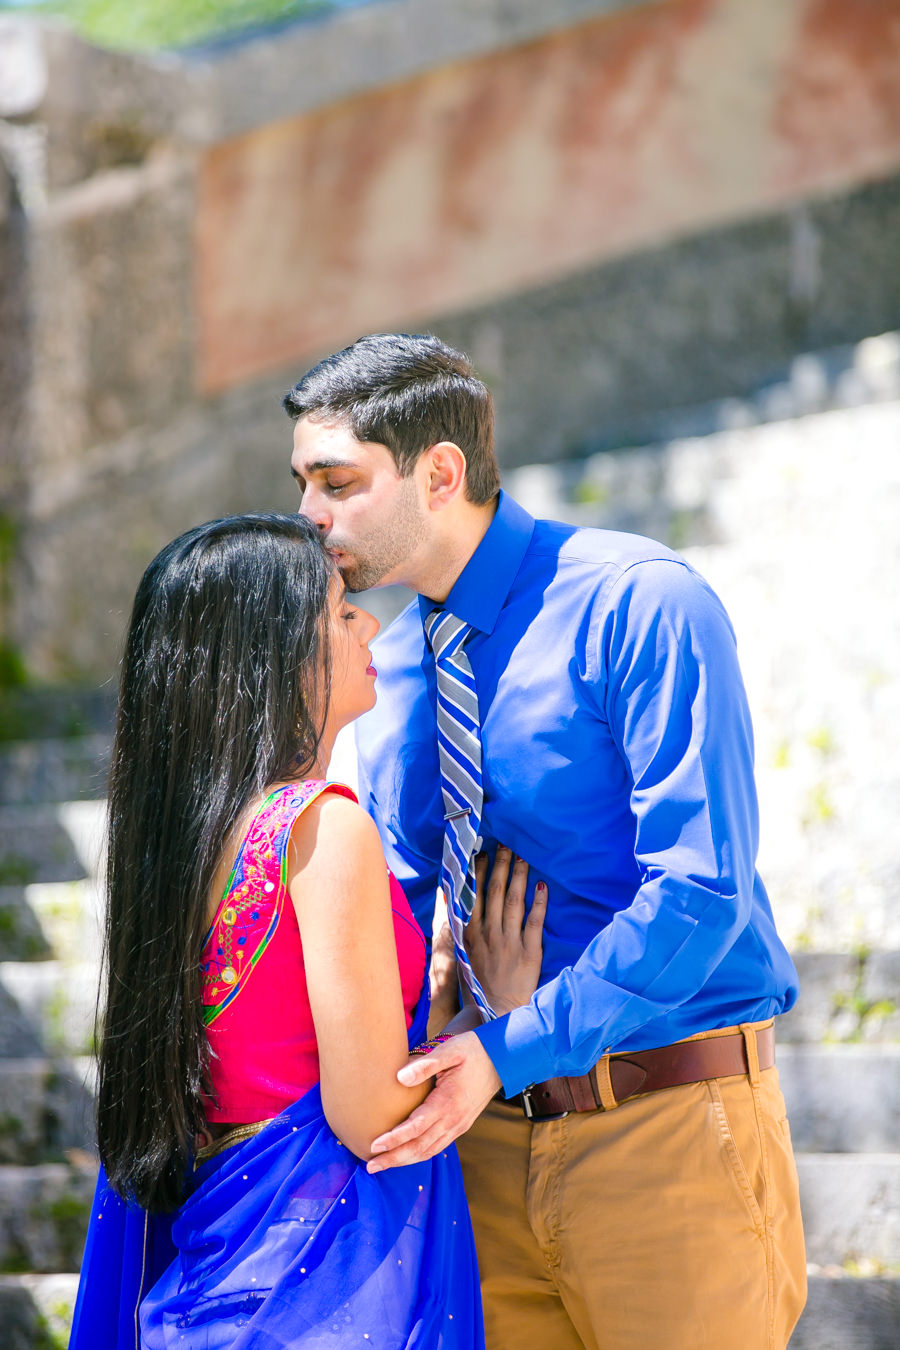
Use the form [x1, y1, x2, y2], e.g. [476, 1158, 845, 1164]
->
[283, 333, 500, 505]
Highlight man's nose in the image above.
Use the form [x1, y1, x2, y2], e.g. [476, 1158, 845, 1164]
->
[298, 491, 331, 532]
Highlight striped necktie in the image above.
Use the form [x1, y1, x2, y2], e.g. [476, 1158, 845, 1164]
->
[424, 608, 494, 1018]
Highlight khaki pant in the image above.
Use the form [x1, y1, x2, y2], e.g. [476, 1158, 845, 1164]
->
[458, 1023, 807, 1350]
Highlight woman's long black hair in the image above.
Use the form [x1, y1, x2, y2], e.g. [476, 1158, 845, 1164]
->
[97, 512, 334, 1212]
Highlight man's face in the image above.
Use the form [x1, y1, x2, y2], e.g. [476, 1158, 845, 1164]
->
[291, 417, 427, 592]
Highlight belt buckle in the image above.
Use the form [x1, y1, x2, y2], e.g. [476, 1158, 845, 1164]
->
[520, 1085, 569, 1122]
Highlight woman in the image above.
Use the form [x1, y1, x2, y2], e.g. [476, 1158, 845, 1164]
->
[71, 512, 544, 1349]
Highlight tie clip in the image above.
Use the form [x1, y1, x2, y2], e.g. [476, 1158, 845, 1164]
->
[444, 807, 471, 820]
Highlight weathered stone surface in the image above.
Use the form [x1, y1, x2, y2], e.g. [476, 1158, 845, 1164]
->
[507, 395, 900, 959]
[797, 1155, 900, 1266]
[0, 688, 115, 744]
[0, 1162, 96, 1274]
[195, 0, 900, 393]
[0, 806, 87, 887]
[0, 20, 48, 120]
[0, 735, 111, 807]
[0, 985, 43, 1060]
[779, 954, 865, 1044]
[0, 1059, 94, 1165]
[12, 378, 299, 677]
[437, 176, 900, 468]
[26, 148, 196, 480]
[200, 0, 647, 141]
[790, 1274, 900, 1350]
[0, 962, 97, 1057]
[0, 879, 102, 968]
[0, 1272, 80, 1350]
[778, 1046, 900, 1153]
[0, 888, 51, 962]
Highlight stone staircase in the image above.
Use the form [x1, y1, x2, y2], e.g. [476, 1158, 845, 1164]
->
[0, 691, 110, 1350]
[1, 719, 898, 1349]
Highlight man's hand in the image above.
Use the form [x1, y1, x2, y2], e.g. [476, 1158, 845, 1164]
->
[366, 1031, 501, 1171]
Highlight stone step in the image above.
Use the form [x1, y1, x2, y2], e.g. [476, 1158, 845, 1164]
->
[778, 1045, 900, 1152]
[0, 888, 52, 963]
[0, 963, 98, 1058]
[0, 687, 115, 745]
[0, 1162, 96, 1275]
[0, 1272, 895, 1350]
[780, 951, 900, 1044]
[0, 734, 111, 807]
[0, 1272, 80, 1350]
[0, 879, 103, 964]
[790, 1271, 900, 1350]
[0, 1060, 95, 1166]
[0, 802, 107, 888]
[0, 1046, 894, 1165]
[797, 1155, 900, 1267]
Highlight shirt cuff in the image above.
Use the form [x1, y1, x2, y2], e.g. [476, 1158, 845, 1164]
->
[474, 1005, 558, 1098]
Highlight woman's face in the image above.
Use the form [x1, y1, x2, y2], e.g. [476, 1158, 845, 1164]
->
[326, 581, 381, 730]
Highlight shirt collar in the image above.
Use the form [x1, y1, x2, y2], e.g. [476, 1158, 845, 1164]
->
[417, 490, 535, 636]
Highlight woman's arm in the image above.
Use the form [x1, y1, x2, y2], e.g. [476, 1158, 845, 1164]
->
[287, 792, 429, 1160]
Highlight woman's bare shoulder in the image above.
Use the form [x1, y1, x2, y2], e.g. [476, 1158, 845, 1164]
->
[288, 787, 384, 876]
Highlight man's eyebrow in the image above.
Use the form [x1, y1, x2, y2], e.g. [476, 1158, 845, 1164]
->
[292, 458, 358, 478]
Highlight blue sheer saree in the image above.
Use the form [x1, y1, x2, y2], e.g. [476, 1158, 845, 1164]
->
[71, 986, 484, 1349]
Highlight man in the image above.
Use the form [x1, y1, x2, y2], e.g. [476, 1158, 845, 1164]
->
[285, 333, 806, 1350]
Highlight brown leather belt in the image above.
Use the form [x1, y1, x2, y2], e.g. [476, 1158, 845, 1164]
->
[513, 1024, 775, 1121]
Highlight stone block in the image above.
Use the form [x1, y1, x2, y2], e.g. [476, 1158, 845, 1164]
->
[27, 149, 196, 476]
[11, 374, 298, 677]
[0, 1059, 94, 1165]
[0, 1273, 80, 1350]
[778, 1046, 900, 1153]
[0, 734, 111, 807]
[797, 1155, 900, 1267]
[790, 1274, 900, 1350]
[0, 807, 87, 887]
[778, 955, 860, 1044]
[0, 1161, 96, 1273]
[0, 962, 98, 1058]
[0, 888, 51, 962]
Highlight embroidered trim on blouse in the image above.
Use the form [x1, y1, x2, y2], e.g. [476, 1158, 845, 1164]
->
[200, 780, 330, 1026]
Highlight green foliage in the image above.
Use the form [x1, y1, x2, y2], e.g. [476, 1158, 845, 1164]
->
[772, 739, 790, 769]
[801, 780, 835, 827]
[572, 479, 610, 508]
[0, 0, 337, 51]
[0, 640, 27, 690]
[806, 724, 836, 757]
[0, 853, 36, 886]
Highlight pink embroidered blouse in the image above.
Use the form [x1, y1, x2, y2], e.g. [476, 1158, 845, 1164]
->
[200, 780, 427, 1124]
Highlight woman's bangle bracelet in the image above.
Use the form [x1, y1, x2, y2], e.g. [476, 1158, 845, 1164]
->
[410, 1032, 455, 1057]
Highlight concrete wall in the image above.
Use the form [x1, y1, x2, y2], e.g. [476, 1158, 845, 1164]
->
[1, 0, 900, 678]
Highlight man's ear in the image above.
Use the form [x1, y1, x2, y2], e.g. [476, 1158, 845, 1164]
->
[422, 441, 468, 510]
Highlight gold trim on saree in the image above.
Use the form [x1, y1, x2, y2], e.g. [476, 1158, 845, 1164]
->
[193, 1118, 275, 1169]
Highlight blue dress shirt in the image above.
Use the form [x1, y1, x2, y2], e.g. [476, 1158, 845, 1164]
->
[356, 491, 798, 1097]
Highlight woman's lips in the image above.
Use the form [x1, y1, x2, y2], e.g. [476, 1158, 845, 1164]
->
[366, 663, 377, 677]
